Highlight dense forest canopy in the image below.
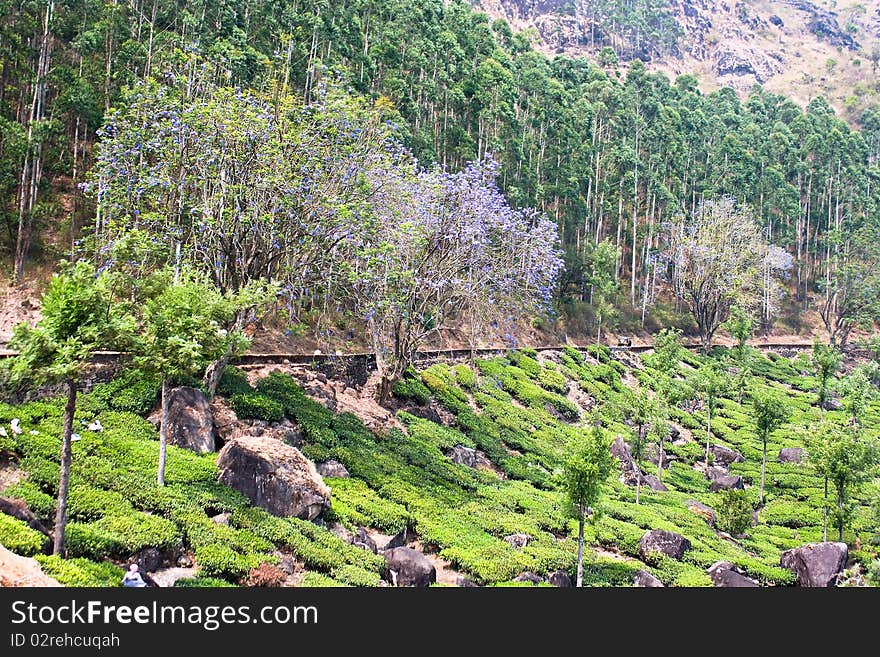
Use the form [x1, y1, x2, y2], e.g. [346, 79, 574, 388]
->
[1, 0, 879, 343]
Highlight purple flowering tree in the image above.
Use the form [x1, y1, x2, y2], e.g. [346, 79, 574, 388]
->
[341, 157, 563, 402]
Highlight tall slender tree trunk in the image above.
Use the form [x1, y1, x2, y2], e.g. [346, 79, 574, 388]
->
[635, 474, 641, 505]
[822, 476, 828, 542]
[575, 512, 585, 588]
[704, 406, 712, 469]
[657, 437, 664, 482]
[837, 486, 844, 543]
[157, 379, 170, 486]
[760, 436, 767, 505]
[53, 379, 77, 556]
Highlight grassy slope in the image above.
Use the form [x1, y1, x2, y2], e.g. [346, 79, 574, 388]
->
[0, 346, 877, 587]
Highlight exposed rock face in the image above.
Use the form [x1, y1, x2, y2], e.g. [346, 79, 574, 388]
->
[384, 527, 416, 550]
[633, 569, 664, 587]
[780, 542, 848, 587]
[707, 561, 759, 587]
[352, 528, 378, 554]
[0, 544, 61, 586]
[710, 475, 744, 492]
[164, 386, 215, 454]
[384, 547, 436, 587]
[316, 459, 350, 478]
[447, 445, 494, 470]
[513, 571, 543, 584]
[504, 533, 531, 549]
[216, 436, 331, 520]
[715, 45, 780, 83]
[778, 447, 805, 464]
[642, 474, 668, 492]
[134, 547, 165, 573]
[687, 500, 717, 526]
[710, 444, 744, 465]
[546, 570, 572, 587]
[638, 529, 691, 562]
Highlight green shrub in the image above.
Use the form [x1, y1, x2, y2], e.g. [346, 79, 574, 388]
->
[66, 512, 180, 558]
[326, 478, 409, 533]
[299, 571, 346, 587]
[392, 377, 431, 404]
[453, 364, 477, 388]
[90, 371, 161, 415]
[331, 564, 383, 586]
[0, 513, 48, 556]
[195, 544, 261, 580]
[217, 366, 253, 397]
[174, 576, 236, 587]
[2, 482, 55, 521]
[35, 555, 124, 587]
[67, 487, 133, 521]
[229, 393, 284, 422]
[715, 489, 754, 536]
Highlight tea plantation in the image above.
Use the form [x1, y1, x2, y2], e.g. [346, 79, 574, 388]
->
[1, 345, 878, 587]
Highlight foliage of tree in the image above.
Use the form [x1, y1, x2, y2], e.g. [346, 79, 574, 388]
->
[5, 261, 133, 555]
[563, 417, 614, 588]
[687, 361, 729, 469]
[750, 389, 791, 505]
[715, 489, 754, 537]
[812, 340, 842, 407]
[668, 197, 792, 352]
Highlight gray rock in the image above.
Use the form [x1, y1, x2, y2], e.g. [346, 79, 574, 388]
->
[632, 570, 664, 587]
[353, 528, 378, 554]
[177, 555, 193, 568]
[447, 445, 493, 470]
[456, 576, 478, 587]
[134, 547, 164, 573]
[642, 474, 667, 491]
[638, 529, 691, 562]
[164, 386, 215, 454]
[707, 561, 759, 587]
[0, 497, 50, 539]
[687, 500, 717, 526]
[216, 436, 330, 520]
[778, 447, 805, 464]
[384, 547, 436, 587]
[384, 527, 416, 550]
[513, 571, 542, 585]
[710, 444, 745, 465]
[329, 522, 354, 544]
[780, 542, 848, 587]
[504, 533, 531, 549]
[710, 475, 744, 492]
[210, 513, 231, 526]
[316, 459, 350, 478]
[546, 570, 572, 587]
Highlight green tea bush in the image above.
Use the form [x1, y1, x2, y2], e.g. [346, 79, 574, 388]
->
[66, 512, 180, 558]
[90, 371, 160, 415]
[174, 576, 236, 587]
[453, 364, 477, 388]
[331, 564, 383, 587]
[299, 572, 346, 587]
[326, 477, 409, 533]
[195, 544, 265, 580]
[392, 377, 431, 404]
[217, 366, 253, 397]
[2, 481, 55, 521]
[538, 366, 568, 393]
[67, 486, 132, 521]
[35, 556, 124, 587]
[229, 393, 284, 422]
[0, 513, 48, 556]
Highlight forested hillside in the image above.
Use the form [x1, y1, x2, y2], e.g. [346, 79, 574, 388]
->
[2, 0, 879, 347]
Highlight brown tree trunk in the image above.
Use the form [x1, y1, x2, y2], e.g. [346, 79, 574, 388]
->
[53, 379, 76, 556]
[760, 436, 767, 505]
[575, 512, 585, 588]
[157, 379, 169, 486]
[822, 476, 828, 542]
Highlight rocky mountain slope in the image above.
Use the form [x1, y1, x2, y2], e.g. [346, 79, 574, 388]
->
[471, 0, 880, 119]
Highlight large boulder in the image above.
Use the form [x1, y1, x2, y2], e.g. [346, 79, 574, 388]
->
[778, 448, 805, 464]
[780, 542, 848, 587]
[316, 459, 350, 478]
[642, 474, 667, 492]
[638, 530, 691, 562]
[611, 435, 636, 472]
[687, 500, 716, 527]
[710, 475, 744, 492]
[383, 547, 436, 587]
[513, 571, 542, 585]
[632, 570, 664, 588]
[164, 386, 215, 454]
[707, 561, 758, 587]
[0, 544, 61, 587]
[546, 570, 572, 587]
[216, 436, 330, 520]
[710, 444, 744, 465]
[447, 445, 493, 470]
